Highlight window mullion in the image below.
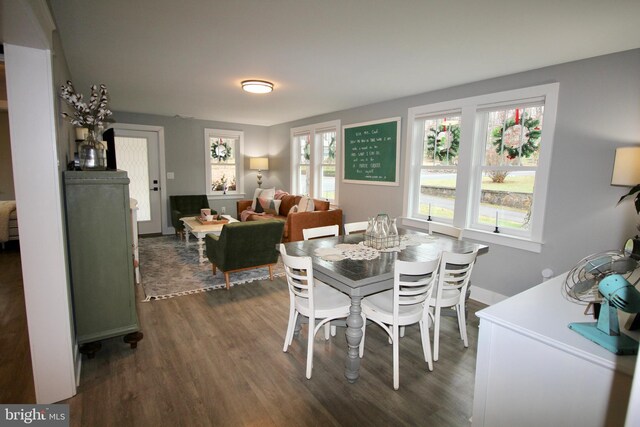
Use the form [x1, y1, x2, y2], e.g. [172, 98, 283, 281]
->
[453, 106, 475, 228]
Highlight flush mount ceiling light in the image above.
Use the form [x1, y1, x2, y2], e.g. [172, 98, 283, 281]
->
[241, 80, 274, 94]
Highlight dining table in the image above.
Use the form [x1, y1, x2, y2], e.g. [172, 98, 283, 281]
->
[283, 228, 488, 383]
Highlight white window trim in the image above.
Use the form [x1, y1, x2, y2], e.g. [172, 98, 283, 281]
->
[290, 119, 341, 204]
[403, 83, 559, 252]
[204, 128, 245, 198]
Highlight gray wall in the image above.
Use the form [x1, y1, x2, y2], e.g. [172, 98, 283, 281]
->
[110, 112, 270, 220]
[268, 49, 640, 298]
[0, 112, 15, 200]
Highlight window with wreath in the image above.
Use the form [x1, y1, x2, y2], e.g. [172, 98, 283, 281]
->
[471, 104, 544, 235]
[204, 128, 244, 196]
[290, 120, 340, 204]
[417, 114, 461, 222]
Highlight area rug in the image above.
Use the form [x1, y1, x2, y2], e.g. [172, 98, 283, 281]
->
[138, 236, 284, 301]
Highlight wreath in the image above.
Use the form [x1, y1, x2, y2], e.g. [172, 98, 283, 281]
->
[211, 138, 232, 162]
[426, 124, 460, 161]
[492, 115, 541, 159]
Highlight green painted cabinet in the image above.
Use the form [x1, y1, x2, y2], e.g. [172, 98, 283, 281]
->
[64, 171, 141, 349]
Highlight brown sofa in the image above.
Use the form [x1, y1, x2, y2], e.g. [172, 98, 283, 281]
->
[237, 194, 342, 242]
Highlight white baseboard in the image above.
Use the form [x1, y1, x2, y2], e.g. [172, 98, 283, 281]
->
[470, 286, 507, 306]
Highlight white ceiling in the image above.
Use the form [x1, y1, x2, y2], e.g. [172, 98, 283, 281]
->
[49, 0, 640, 127]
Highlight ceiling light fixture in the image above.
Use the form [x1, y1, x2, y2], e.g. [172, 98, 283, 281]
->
[241, 80, 274, 94]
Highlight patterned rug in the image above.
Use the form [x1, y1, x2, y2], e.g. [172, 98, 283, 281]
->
[138, 236, 284, 301]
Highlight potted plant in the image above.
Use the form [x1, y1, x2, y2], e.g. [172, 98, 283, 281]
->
[618, 185, 640, 214]
[59, 81, 114, 170]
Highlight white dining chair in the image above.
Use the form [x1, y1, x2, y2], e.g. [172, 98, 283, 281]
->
[302, 224, 339, 240]
[301, 224, 341, 337]
[279, 244, 351, 379]
[428, 250, 477, 361]
[344, 221, 368, 235]
[359, 258, 439, 390]
[428, 222, 461, 239]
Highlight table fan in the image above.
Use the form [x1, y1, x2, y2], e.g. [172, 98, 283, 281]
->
[564, 251, 640, 355]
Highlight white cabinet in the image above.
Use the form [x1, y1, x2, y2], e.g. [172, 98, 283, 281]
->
[472, 273, 637, 427]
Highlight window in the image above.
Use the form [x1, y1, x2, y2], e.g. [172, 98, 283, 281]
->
[290, 120, 340, 204]
[471, 104, 544, 236]
[404, 84, 559, 252]
[204, 128, 244, 196]
[292, 132, 311, 196]
[416, 113, 462, 223]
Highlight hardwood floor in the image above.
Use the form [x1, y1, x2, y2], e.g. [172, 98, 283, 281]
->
[65, 275, 486, 426]
[0, 243, 35, 404]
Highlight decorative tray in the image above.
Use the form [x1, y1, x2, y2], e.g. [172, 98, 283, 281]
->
[196, 217, 229, 225]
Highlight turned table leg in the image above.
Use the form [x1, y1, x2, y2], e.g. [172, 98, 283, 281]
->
[197, 236, 206, 264]
[344, 295, 364, 383]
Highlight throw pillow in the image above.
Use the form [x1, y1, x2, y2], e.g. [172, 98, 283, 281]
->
[254, 198, 264, 214]
[274, 189, 289, 200]
[288, 205, 299, 215]
[297, 196, 315, 212]
[257, 197, 282, 215]
[251, 187, 275, 210]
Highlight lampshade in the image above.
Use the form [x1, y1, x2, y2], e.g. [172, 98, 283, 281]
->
[611, 147, 640, 186]
[241, 80, 273, 94]
[250, 157, 269, 171]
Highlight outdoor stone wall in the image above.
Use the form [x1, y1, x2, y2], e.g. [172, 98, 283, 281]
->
[420, 186, 532, 210]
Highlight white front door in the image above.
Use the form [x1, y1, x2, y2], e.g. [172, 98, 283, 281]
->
[114, 129, 162, 235]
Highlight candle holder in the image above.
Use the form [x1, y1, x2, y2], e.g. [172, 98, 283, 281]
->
[493, 226, 500, 234]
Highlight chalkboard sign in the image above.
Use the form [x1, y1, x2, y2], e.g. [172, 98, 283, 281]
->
[343, 118, 400, 186]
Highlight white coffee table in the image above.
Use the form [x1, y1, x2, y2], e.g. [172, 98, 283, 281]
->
[180, 215, 239, 264]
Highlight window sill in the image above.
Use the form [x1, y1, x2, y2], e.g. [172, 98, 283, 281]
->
[399, 217, 542, 253]
[461, 229, 542, 253]
[207, 193, 246, 200]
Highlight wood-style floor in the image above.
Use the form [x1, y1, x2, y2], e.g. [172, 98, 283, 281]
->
[63, 270, 486, 426]
[0, 243, 36, 403]
[1, 245, 486, 425]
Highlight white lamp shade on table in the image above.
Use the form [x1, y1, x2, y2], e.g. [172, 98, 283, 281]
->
[612, 147, 640, 186]
[250, 157, 269, 171]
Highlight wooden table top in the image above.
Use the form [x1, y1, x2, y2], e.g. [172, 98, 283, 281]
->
[284, 229, 488, 297]
[180, 215, 238, 232]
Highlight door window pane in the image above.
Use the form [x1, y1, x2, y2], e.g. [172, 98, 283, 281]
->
[115, 136, 151, 221]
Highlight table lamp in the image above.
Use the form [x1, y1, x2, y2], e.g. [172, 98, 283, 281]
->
[250, 157, 269, 188]
[611, 146, 640, 187]
[612, 146, 640, 262]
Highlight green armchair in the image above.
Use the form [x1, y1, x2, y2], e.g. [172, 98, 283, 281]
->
[170, 195, 211, 236]
[205, 220, 285, 290]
